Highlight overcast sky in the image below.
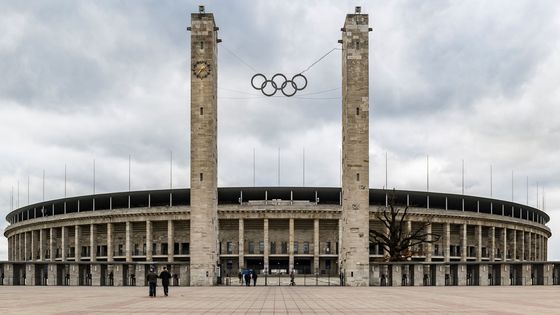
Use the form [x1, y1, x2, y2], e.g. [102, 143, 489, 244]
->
[1, 0, 559, 260]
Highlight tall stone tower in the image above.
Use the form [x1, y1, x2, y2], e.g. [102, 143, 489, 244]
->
[340, 7, 371, 286]
[188, 6, 219, 286]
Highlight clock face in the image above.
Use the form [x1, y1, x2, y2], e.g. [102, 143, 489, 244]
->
[192, 60, 211, 79]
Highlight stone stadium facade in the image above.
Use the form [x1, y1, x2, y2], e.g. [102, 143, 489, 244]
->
[1, 7, 554, 287]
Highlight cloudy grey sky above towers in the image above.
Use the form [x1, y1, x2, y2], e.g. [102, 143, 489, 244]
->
[1, 0, 559, 259]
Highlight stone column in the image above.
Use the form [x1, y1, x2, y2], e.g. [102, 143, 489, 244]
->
[425, 224, 432, 262]
[39, 229, 45, 261]
[539, 235, 544, 261]
[502, 228, 507, 261]
[313, 219, 320, 273]
[49, 228, 55, 262]
[511, 229, 517, 260]
[238, 218, 244, 269]
[24, 232, 28, 261]
[521, 230, 525, 261]
[476, 225, 482, 260]
[125, 221, 132, 262]
[527, 232, 532, 261]
[544, 236, 548, 261]
[145, 220, 152, 261]
[263, 219, 269, 272]
[444, 223, 450, 262]
[490, 227, 495, 262]
[16, 234, 20, 261]
[533, 233, 537, 261]
[340, 7, 371, 287]
[75, 225, 81, 261]
[189, 7, 220, 286]
[460, 224, 467, 262]
[61, 226, 67, 261]
[31, 230, 36, 261]
[289, 218, 294, 272]
[168, 220, 174, 262]
[90, 224, 97, 262]
[107, 223, 114, 262]
[8, 236, 12, 261]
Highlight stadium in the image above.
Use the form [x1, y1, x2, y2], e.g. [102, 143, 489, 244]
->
[1, 6, 553, 287]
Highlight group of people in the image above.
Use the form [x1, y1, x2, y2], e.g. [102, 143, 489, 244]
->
[237, 270, 297, 286]
[146, 266, 172, 297]
[238, 270, 258, 286]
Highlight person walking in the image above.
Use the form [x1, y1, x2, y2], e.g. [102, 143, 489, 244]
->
[238, 271, 243, 285]
[244, 271, 251, 287]
[290, 270, 295, 286]
[147, 268, 158, 297]
[159, 266, 172, 296]
[252, 270, 258, 286]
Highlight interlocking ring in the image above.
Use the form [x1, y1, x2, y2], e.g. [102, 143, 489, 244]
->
[251, 73, 308, 97]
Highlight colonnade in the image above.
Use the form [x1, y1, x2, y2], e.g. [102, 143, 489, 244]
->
[7, 220, 548, 265]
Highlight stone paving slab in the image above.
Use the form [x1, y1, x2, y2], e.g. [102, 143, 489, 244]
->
[0, 286, 558, 314]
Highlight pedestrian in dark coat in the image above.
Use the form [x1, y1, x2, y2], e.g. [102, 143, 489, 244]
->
[159, 267, 172, 296]
[147, 268, 158, 297]
[252, 270, 258, 286]
[244, 272, 251, 286]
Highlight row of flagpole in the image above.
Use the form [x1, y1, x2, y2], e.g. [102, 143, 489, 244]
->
[7, 150, 548, 212]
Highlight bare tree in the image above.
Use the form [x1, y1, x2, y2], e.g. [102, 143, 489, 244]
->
[370, 194, 441, 262]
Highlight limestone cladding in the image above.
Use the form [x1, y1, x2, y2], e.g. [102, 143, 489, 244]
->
[189, 10, 219, 286]
[341, 11, 371, 286]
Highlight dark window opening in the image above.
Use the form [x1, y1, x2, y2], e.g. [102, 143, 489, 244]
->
[200, 173, 203, 181]
[200, 107, 203, 115]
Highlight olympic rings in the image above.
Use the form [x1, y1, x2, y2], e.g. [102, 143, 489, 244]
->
[251, 73, 308, 97]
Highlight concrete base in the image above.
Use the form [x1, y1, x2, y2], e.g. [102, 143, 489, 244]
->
[25, 264, 35, 286]
[413, 265, 423, 286]
[543, 264, 554, 285]
[135, 265, 145, 287]
[434, 265, 445, 286]
[113, 265, 124, 287]
[69, 264, 80, 286]
[91, 264, 101, 286]
[180, 264, 190, 286]
[48, 264, 57, 286]
[4, 263, 13, 285]
[106, 265, 114, 286]
[501, 264, 511, 286]
[522, 264, 531, 286]
[391, 265, 401, 287]
[479, 264, 489, 286]
[457, 264, 467, 286]
[369, 265, 380, 286]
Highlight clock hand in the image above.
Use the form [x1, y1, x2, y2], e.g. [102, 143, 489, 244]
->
[196, 66, 206, 75]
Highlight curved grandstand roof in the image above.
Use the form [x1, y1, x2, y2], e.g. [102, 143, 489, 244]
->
[5, 187, 550, 225]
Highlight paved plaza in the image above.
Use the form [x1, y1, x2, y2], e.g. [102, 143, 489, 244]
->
[0, 286, 558, 314]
